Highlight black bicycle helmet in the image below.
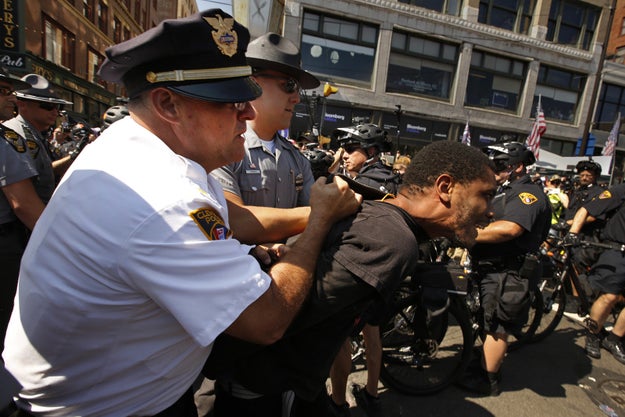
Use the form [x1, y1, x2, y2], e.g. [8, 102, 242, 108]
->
[101, 105, 129, 131]
[484, 141, 536, 171]
[302, 148, 334, 179]
[335, 123, 392, 152]
[575, 159, 601, 176]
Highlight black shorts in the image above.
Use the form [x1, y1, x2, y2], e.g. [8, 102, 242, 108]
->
[480, 270, 531, 335]
[588, 249, 625, 295]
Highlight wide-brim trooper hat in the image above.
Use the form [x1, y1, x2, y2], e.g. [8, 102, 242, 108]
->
[97, 9, 262, 102]
[16, 74, 73, 104]
[246, 32, 320, 89]
[0, 67, 32, 91]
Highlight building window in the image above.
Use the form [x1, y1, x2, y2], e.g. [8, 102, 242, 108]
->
[87, 47, 105, 85]
[386, 30, 458, 100]
[534, 65, 585, 123]
[621, 17, 625, 36]
[594, 83, 625, 131]
[478, 0, 535, 34]
[301, 10, 378, 87]
[465, 50, 527, 113]
[44, 16, 75, 72]
[396, 0, 460, 15]
[123, 27, 131, 42]
[547, 0, 599, 50]
[83, 0, 94, 22]
[113, 17, 121, 44]
[97, 1, 108, 32]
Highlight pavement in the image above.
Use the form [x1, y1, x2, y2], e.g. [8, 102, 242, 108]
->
[339, 313, 625, 417]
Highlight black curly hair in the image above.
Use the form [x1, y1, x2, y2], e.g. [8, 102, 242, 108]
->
[401, 141, 495, 189]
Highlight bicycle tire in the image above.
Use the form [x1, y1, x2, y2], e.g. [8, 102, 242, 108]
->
[379, 293, 474, 396]
[529, 275, 566, 343]
[508, 285, 545, 350]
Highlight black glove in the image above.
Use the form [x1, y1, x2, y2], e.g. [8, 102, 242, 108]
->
[562, 232, 580, 246]
[552, 220, 569, 231]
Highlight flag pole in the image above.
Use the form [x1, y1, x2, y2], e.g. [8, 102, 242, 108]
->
[609, 112, 620, 186]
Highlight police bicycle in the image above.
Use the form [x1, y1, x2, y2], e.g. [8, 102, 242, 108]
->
[523, 237, 625, 344]
[376, 242, 543, 395]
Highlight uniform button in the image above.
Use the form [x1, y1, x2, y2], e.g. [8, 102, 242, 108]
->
[252, 186, 257, 191]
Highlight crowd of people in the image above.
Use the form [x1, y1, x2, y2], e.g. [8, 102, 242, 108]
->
[1, 8, 624, 417]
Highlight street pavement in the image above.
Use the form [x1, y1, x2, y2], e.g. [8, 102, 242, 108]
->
[340, 313, 625, 417]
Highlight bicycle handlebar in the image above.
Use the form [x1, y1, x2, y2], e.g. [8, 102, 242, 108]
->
[560, 240, 625, 252]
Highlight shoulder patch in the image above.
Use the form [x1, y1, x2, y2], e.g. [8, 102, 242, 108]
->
[598, 190, 612, 199]
[189, 207, 232, 240]
[518, 192, 538, 205]
[2, 128, 27, 153]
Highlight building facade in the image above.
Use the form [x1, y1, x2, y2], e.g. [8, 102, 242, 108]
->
[0, 0, 193, 127]
[235, 0, 625, 177]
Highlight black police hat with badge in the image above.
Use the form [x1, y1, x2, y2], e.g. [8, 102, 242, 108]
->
[15, 74, 73, 105]
[97, 9, 262, 103]
[246, 32, 320, 90]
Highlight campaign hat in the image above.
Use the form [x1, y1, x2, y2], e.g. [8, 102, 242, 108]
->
[246, 32, 320, 89]
[15, 74, 73, 104]
[97, 9, 262, 102]
[0, 67, 31, 91]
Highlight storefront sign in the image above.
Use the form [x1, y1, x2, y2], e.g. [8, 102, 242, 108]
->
[0, 0, 19, 51]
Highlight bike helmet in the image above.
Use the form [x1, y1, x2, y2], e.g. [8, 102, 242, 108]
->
[575, 159, 601, 176]
[484, 141, 536, 171]
[101, 105, 129, 131]
[335, 123, 392, 152]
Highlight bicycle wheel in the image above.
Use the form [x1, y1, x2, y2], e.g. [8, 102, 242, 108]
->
[379, 294, 474, 396]
[508, 286, 544, 350]
[529, 275, 566, 343]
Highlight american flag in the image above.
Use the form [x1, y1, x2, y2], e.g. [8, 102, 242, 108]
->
[526, 98, 546, 160]
[461, 121, 471, 146]
[602, 113, 620, 157]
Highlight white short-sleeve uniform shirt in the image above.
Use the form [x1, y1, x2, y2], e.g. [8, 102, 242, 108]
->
[3, 117, 271, 416]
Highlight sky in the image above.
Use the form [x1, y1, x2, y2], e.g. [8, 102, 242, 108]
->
[196, 0, 232, 13]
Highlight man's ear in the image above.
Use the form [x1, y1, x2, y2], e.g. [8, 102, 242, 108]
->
[150, 88, 179, 123]
[435, 173, 453, 204]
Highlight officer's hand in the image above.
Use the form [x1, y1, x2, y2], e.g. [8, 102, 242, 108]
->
[309, 176, 362, 224]
[562, 232, 580, 247]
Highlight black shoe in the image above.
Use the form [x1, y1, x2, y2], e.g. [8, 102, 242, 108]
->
[352, 384, 382, 417]
[585, 333, 602, 359]
[456, 368, 501, 397]
[327, 395, 351, 417]
[602, 338, 625, 364]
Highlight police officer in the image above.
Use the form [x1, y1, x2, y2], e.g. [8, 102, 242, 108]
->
[568, 184, 625, 364]
[0, 67, 35, 351]
[564, 160, 604, 230]
[210, 32, 318, 211]
[336, 123, 399, 198]
[4, 73, 73, 186]
[457, 141, 551, 396]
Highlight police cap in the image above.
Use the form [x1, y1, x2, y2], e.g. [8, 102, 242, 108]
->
[97, 9, 262, 102]
[16, 74, 73, 105]
[0, 67, 31, 91]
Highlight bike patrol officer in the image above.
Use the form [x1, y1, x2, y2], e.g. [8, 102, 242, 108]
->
[210, 32, 318, 210]
[335, 123, 400, 198]
[560, 159, 606, 270]
[0, 67, 35, 351]
[568, 184, 625, 364]
[457, 140, 551, 396]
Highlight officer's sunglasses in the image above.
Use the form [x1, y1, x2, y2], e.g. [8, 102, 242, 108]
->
[38, 102, 62, 111]
[254, 74, 300, 94]
[344, 144, 362, 154]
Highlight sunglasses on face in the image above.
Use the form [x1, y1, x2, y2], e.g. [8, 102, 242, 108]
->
[0, 86, 15, 96]
[344, 145, 362, 154]
[254, 73, 301, 94]
[38, 102, 62, 111]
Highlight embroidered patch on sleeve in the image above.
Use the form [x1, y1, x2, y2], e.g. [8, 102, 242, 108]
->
[598, 190, 612, 199]
[518, 192, 538, 205]
[189, 207, 232, 240]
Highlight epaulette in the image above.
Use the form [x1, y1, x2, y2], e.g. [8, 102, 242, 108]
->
[0, 124, 27, 153]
